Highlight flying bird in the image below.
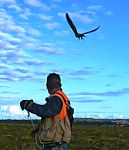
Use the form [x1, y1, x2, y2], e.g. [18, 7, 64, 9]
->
[66, 13, 100, 40]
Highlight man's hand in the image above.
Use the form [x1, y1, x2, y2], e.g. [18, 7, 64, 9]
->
[20, 99, 33, 110]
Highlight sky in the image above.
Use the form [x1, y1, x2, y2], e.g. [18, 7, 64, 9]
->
[0, 0, 129, 120]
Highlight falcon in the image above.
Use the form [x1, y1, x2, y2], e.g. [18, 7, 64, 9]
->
[66, 13, 100, 40]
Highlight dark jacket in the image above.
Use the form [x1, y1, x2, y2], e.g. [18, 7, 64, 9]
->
[26, 89, 63, 118]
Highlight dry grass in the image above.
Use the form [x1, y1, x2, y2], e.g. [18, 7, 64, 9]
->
[1, 123, 129, 150]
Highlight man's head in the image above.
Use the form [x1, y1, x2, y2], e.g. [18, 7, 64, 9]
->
[46, 73, 62, 93]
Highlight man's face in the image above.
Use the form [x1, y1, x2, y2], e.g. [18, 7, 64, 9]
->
[46, 83, 52, 94]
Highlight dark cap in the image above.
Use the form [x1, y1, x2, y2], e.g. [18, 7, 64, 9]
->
[46, 73, 61, 89]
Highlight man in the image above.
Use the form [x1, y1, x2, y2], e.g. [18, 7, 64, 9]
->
[20, 73, 71, 150]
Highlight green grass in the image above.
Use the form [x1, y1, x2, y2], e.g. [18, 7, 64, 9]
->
[1, 123, 129, 150]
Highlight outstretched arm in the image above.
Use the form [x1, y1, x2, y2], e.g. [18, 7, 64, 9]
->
[25, 96, 62, 118]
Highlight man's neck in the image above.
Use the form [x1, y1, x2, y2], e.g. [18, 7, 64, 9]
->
[49, 88, 62, 95]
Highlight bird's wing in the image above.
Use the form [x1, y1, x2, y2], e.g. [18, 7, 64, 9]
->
[66, 13, 78, 35]
[83, 26, 100, 34]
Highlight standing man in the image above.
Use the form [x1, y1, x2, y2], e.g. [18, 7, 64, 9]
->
[20, 73, 71, 150]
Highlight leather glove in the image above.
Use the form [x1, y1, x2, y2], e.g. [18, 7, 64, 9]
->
[20, 99, 33, 110]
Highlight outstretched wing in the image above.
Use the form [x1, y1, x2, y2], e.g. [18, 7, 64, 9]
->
[66, 13, 78, 35]
[83, 26, 100, 35]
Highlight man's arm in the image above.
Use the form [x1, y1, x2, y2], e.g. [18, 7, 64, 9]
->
[26, 96, 62, 118]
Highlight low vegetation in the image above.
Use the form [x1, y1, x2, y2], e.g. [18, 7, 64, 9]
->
[1, 123, 129, 150]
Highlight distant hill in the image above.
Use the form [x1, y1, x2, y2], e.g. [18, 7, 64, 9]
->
[74, 118, 129, 126]
[1, 118, 129, 126]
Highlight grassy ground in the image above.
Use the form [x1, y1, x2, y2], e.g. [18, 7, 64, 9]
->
[1, 123, 129, 150]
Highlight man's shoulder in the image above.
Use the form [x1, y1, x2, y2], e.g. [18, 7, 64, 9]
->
[49, 95, 63, 104]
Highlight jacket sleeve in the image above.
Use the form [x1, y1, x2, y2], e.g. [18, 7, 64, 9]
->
[26, 96, 62, 118]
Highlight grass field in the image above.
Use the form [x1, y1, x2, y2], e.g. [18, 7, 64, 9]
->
[1, 123, 129, 150]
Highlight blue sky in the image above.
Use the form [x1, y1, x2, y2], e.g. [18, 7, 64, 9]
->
[0, 0, 129, 119]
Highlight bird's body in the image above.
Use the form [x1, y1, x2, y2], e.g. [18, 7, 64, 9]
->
[66, 13, 100, 40]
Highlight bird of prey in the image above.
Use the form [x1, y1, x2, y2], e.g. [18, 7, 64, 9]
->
[66, 13, 100, 40]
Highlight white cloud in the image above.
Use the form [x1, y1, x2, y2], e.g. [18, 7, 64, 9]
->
[9, 105, 22, 115]
[1, 105, 9, 111]
[76, 112, 125, 119]
[38, 14, 53, 21]
[0, 105, 23, 115]
[0, 49, 27, 64]
[8, 5, 32, 19]
[35, 45, 65, 54]
[8, 4, 22, 12]
[0, 105, 39, 119]
[111, 114, 124, 119]
[0, 105, 22, 115]
[24, 0, 50, 10]
[24, 0, 42, 7]
[27, 28, 42, 36]
[0, 0, 16, 4]
[0, 41, 17, 50]
[0, 32, 21, 44]
[60, 12, 95, 24]
[55, 30, 69, 36]
[88, 5, 103, 11]
[19, 8, 32, 19]
[0, 64, 11, 69]
[0, 9, 25, 34]
[85, 113, 105, 119]
[43, 21, 60, 30]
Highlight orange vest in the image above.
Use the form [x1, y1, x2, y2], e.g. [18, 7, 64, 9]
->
[52, 90, 69, 120]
